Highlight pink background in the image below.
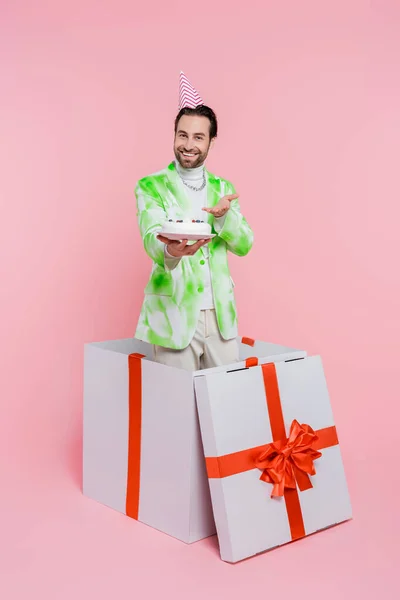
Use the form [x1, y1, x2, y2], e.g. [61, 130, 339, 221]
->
[1, 1, 399, 597]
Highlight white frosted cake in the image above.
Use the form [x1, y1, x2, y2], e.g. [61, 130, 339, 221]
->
[161, 219, 212, 238]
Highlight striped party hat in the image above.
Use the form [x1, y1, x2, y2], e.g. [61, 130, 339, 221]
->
[179, 71, 204, 109]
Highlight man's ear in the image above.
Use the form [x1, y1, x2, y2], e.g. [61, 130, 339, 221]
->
[209, 137, 216, 150]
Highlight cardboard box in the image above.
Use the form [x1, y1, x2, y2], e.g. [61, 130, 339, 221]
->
[195, 355, 352, 562]
[83, 337, 306, 543]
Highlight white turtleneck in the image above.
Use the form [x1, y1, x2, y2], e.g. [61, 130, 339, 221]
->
[165, 160, 225, 310]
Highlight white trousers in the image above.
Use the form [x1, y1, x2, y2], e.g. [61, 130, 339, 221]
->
[153, 309, 239, 371]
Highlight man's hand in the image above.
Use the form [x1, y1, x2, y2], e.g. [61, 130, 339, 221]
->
[157, 234, 210, 257]
[202, 194, 239, 218]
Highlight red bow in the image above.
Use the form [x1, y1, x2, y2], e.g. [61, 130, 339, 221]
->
[255, 420, 322, 498]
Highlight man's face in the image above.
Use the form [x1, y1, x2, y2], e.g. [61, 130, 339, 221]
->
[174, 115, 215, 169]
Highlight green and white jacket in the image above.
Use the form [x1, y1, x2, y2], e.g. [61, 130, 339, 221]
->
[134, 161, 253, 349]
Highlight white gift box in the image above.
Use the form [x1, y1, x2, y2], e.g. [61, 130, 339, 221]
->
[83, 337, 306, 543]
[195, 355, 352, 562]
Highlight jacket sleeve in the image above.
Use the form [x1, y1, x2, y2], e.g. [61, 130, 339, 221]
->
[164, 244, 181, 271]
[135, 179, 169, 268]
[215, 180, 254, 257]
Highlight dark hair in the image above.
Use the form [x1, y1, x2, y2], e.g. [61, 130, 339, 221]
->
[174, 105, 218, 139]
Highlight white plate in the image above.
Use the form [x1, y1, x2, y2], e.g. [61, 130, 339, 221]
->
[161, 233, 216, 241]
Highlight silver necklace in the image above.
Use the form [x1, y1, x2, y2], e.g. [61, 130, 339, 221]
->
[179, 171, 206, 192]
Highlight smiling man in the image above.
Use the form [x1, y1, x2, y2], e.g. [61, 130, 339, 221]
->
[134, 73, 253, 370]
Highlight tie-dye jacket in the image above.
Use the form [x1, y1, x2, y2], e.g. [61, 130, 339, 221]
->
[134, 161, 253, 349]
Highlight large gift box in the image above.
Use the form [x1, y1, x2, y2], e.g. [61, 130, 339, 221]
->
[195, 355, 352, 562]
[83, 336, 306, 543]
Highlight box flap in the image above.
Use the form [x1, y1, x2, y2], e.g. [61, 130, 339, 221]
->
[194, 356, 352, 562]
[193, 339, 307, 377]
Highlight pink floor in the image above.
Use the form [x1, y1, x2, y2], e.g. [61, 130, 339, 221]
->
[1, 360, 398, 600]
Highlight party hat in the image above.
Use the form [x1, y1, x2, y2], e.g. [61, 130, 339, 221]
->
[179, 71, 204, 109]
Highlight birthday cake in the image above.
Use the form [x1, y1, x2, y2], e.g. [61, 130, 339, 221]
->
[161, 219, 212, 239]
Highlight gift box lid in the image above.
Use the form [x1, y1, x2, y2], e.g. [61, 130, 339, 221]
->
[194, 355, 352, 563]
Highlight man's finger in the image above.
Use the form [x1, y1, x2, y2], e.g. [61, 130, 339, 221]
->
[189, 239, 209, 254]
[188, 241, 204, 253]
[207, 209, 226, 217]
[157, 234, 171, 244]
[225, 194, 239, 202]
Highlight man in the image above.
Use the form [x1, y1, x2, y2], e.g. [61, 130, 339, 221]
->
[134, 73, 253, 370]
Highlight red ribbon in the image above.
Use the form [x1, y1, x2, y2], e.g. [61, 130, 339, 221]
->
[126, 353, 146, 520]
[255, 419, 322, 498]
